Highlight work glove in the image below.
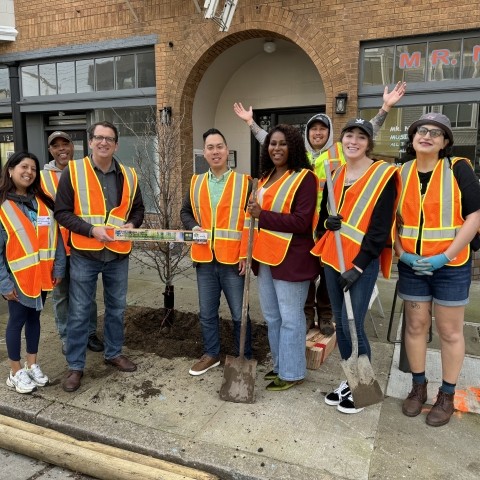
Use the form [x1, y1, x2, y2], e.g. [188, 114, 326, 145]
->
[399, 252, 423, 268]
[325, 214, 343, 231]
[412, 253, 450, 274]
[338, 267, 362, 292]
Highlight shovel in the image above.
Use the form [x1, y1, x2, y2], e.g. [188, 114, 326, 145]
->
[219, 179, 258, 403]
[324, 161, 383, 408]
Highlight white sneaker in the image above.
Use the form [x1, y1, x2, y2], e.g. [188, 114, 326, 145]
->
[24, 363, 49, 387]
[6, 369, 37, 394]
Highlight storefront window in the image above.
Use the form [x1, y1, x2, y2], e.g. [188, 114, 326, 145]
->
[57, 61, 75, 94]
[137, 52, 155, 88]
[462, 37, 480, 79]
[95, 57, 115, 91]
[0, 68, 10, 99]
[76, 59, 94, 93]
[394, 43, 427, 83]
[116, 55, 135, 90]
[363, 46, 394, 86]
[21, 65, 40, 96]
[39, 63, 57, 95]
[427, 39, 462, 82]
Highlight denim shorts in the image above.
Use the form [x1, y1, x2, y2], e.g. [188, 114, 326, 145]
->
[397, 258, 472, 306]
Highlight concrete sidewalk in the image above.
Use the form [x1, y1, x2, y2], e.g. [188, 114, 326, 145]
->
[0, 259, 479, 480]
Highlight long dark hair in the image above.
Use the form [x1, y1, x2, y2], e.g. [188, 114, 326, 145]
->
[0, 152, 54, 210]
[259, 124, 311, 178]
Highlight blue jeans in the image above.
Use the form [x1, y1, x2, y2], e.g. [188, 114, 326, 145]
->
[324, 260, 379, 361]
[53, 257, 98, 344]
[196, 259, 252, 358]
[66, 254, 129, 370]
[257, 264, 309, 381]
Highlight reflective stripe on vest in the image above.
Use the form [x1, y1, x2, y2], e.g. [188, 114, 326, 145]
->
[40, 170, 70, 254]
[248, 169, 312, 266]
[190, 171, 248, 264]
[0, 198, 56, 297]
[70, 157, 137, 253]
[311, 161, 400, 278]
[398, 157, 468, 265]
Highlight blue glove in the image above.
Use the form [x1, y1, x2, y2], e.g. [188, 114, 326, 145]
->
[412, 253, 449, 273]
[399, 252, 423, 268]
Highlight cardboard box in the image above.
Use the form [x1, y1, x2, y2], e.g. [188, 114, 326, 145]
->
[305, 328, 337, 370]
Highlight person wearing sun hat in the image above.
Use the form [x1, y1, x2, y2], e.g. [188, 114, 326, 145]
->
[396, 112, 480, 426]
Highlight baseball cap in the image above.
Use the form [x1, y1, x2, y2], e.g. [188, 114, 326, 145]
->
[48, 131, 73, 145]
[341, 118, 373, 138]
[407, 113, 454, 145]
[306, 114, 330, 132]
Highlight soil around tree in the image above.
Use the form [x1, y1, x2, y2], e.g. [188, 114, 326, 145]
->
[123, 306, 271, 365]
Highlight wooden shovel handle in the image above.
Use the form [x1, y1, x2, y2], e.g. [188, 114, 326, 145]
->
[239, 178, 258, 359]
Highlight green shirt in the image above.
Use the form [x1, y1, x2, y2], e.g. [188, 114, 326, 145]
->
[208, 168, 232, 244]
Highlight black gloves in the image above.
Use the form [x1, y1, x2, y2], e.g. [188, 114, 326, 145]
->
[338, 267, 362, 291]
[325, 214, 343, 231]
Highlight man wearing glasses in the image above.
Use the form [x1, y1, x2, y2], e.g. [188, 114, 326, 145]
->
[55, 121, 145, 392]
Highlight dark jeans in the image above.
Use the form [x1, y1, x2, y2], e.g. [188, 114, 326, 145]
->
[6, 292, 47, 361]
[304, 265, 332, 325]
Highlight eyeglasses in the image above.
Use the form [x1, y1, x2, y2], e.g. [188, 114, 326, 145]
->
[92, 135, 116, 144]
[416, 127, 444, 139]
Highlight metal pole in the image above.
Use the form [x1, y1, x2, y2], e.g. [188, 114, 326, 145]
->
[7, 63, 27, 152]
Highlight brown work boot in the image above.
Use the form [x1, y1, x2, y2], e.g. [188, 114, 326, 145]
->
[402, 380, 428, 417]
[62, 370, 83, 392]
[319, 317, 335, 336]
[426, 389, 455, 427]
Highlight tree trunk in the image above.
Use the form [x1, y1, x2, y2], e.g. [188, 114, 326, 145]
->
[161, 284, 175, 333]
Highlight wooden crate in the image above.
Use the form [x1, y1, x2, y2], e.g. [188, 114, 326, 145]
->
[305, 328, 337, 370]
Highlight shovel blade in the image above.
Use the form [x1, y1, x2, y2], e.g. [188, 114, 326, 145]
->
[341, 354, 383, 408]
[219, 355, 257, 404]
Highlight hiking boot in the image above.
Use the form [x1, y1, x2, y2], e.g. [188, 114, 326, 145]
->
[6, 369, 37, 394]
[325, 380, 350, 406]
[319, 317, 335, 336]
[426, 390, 455, 427]
[24, 362, 49, 387]
[337, 393, 364, 414]
[189, 354, 220, 376]
[402, 380, 428, 417]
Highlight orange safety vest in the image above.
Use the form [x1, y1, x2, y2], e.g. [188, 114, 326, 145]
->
[190, 171, 249, 264]
[0, 198, 57, 297]
[398, 157, 469, 266]
[242, 169, 317, 266]
[69, 157, 138, 254]
[311, 161, 400, 278]
[40, 169, 70, 255]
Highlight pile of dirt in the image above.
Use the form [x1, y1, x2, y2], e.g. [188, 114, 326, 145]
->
[123, 306, 271, 364]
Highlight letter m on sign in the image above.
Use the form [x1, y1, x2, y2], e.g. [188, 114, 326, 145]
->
[399, 52, 421, 69]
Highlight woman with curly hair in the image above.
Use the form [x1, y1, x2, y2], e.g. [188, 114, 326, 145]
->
[241, 124, 319, 391]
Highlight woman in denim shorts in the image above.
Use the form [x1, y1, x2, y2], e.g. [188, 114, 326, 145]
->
[395, 113, 480, 427]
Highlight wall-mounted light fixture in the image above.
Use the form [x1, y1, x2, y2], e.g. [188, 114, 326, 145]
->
[335, 93, 348, 114]
[160, 106, 172, 125]
[263, 40, 276, 54]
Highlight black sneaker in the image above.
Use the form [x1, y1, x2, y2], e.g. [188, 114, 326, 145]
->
[325, 380, 350, 406]
[337, 393, 364, 414]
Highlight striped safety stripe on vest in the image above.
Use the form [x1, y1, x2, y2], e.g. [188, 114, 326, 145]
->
[315, 143, 343, 192]
[333, 162, 394, 245]
[70, 157, 137, 253]
[398, 157, 468, 265]
[190, 171, 248, 264]
[0, 198, 57, 297]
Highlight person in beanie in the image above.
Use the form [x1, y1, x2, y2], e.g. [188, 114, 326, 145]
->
[234, 82, 406, 335]
[395, 113, 480, 426]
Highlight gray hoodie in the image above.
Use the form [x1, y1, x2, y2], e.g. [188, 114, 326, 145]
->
[43, 159, 64, 173]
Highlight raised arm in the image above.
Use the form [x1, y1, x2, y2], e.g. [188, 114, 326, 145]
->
[233, 102, 268, 144]
[370, 81, 407, 137]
